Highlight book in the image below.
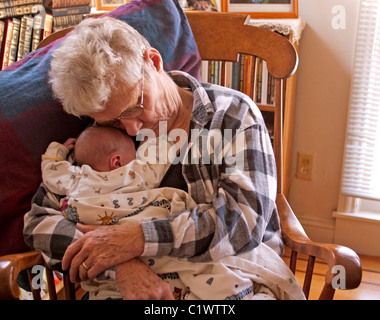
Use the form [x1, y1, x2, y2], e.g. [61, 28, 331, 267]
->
[198, 56, 276, 106]
[200, 60, 208, 83]
[42, 13, 53, 38]
[46, 4, 91, 16]
[238, 54, 244, 92]
[31, 12, 42, 51]
[44, 0, 90, 9]
[243, 55, 253, 96]
[231, 61, 239, 90]
[0, 4, 38, 19]
[260, 60, 269, 105]
[0, 20, 5, 58]
[16, 14, 26, 60]
[22, 14, 33, 57]
[1, 18, 14, 70]
[8, 17, 20, 65]
[186, 0, 218, 11]
[0, 0, 43, 9]
[254, 58, 263, 103]
[52, 13, 83, 27]
[224, 61, 232, 89]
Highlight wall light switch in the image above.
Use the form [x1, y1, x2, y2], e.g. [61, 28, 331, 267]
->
[296, 153, 314, 180]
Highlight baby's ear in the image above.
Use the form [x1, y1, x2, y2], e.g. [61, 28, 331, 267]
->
[110, 154, 122, 170]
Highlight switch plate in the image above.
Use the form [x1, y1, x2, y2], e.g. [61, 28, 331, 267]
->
[296, 153, 313, 180]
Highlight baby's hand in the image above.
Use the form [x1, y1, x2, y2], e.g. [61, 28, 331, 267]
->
[63, 138, 77, 151]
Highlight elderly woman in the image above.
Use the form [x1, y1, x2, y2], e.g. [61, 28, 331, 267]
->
[24, 17, 298, 300]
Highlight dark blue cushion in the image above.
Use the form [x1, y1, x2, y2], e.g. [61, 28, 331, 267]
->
[0, 0, 201, 255]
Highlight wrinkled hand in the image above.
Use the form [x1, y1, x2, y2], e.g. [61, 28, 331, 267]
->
[62, 223, 144, 282]
[116, 259, 174, 300]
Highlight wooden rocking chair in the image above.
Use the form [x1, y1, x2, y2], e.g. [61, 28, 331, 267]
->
[0, 11, 361, 300]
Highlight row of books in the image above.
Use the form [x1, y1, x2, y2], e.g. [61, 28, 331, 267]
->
[1, 1, 91, 30]
[200, 55, 277, 106]
[0, 13, 52, 70]
[44, 0, 91, 32]
[0, 0, 92, 70]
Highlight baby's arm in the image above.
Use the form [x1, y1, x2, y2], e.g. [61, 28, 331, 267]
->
[63, 138, 76, 151]
[41, 139, 79, 195]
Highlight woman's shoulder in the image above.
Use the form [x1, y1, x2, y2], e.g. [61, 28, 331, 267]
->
[203, 83, 265, 129]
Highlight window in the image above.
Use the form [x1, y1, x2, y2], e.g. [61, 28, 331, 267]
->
[340, 0, 380, 214]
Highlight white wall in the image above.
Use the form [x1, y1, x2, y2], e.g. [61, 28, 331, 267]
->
[287, 0, 360, 242]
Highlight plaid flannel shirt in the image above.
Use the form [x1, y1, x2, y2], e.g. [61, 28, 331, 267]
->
[23, 71, 283, 270]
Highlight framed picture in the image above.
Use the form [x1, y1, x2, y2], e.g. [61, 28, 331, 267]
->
[220, 0, 298, 19]
[95, 0, 128, 11]
[184, 0, 218, 11]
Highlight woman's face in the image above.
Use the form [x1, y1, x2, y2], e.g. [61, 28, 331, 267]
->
[89, 48, 186, 138]
[90, 69, 181, 138]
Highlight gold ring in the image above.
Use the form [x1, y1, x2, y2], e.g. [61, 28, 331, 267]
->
[81, 261, 90, 271]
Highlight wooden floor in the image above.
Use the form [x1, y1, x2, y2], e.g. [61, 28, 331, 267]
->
[282, 247, 380, 300]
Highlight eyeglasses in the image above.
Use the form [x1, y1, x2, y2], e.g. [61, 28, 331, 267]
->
[96, 70, 144, 127]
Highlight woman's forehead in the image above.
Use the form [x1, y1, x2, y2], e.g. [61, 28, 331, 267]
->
[90, 83, 140, 121]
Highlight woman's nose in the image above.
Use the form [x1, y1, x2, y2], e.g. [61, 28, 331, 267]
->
[119, 118, 143, 136]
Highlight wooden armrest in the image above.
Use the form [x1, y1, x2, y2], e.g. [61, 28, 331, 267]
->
[0, 251, 44, 299]
[276, 193, 362, 292]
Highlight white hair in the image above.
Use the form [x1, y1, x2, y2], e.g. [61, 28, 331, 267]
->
[49, 17, 150, 117]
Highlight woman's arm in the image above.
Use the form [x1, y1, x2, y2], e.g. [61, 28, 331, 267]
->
[24, 184, 172, 299]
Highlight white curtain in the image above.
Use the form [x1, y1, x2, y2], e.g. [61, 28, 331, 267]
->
[341, 0, 380, 200]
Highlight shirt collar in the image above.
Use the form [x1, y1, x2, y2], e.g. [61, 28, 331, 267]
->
[168, 71, 213, 127]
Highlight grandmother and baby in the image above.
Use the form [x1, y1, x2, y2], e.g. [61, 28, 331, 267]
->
[24, 17, 305, 300]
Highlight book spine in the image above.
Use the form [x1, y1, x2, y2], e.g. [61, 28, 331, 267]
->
[260, 60, 268, 105]
[0, 21, 5, 55]
[31, 13, 42, 51]
[0, 0, 43, 9]
[22, 14, 33, 57]
[47, 5, 90, 16]
[1, 19, 14, 70]
[16, 15, 26, 60]
[231, 61, 238, 90]
[42, 12, 52, 38]
[0, 4, 35, 19]
[200, 60, 208, 83]
[46, 0, 91, 9]
[8, 17, 20, 65]
[243, 55, 252, 96]
[53, 13, 83, 27]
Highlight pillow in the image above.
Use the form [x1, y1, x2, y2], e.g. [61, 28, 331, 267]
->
[0, 0, 201, 256]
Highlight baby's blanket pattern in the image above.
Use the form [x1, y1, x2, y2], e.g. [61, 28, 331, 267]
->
[74, 188, 304, 300]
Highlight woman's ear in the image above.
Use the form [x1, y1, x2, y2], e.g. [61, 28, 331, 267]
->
[144, 47, 163, 72]
[110, 154, 122, 170]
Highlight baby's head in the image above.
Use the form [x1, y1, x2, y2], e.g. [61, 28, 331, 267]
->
[75, 126, 136, 172]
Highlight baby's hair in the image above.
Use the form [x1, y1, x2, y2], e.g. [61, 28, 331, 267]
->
[75, 126, 133, 170]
